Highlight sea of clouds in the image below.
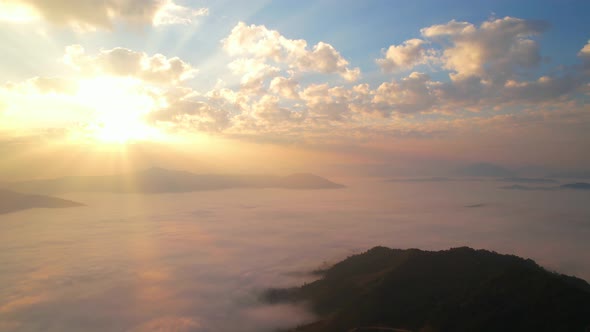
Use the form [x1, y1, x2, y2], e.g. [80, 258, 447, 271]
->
[1, 179, 589, 331]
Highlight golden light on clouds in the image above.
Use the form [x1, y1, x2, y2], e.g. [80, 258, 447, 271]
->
[0, 0, 208, 31]
[0, 5, 588, 175]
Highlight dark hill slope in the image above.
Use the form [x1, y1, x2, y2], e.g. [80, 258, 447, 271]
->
[264, 247, 590, 332]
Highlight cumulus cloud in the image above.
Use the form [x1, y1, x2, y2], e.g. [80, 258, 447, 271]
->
[148, 89, 232, 132]
[580, 40, 590, 59]
[579, 40, 590, 72]
[377, 39, 436, 72]
[228, 58, 280, 94]
[251, 95, 303, 123]
[373, 72, 438, 114]
[370, 17, 584, 115]
[436, 73, 582, 108]
[153, 1, 209, 26]
[4, 77, 78, 95]
[64, 45, 197, 84]
[269, 76, 300, 99]
[222, 22, 360, 81]
[300, 84, 347, 120]
[501, 76, 582, 102]
[420, 17, 549, 81]
[298, 42, 361, 81]
[1, 0, 208, 30]
[1, 17, 587, 146]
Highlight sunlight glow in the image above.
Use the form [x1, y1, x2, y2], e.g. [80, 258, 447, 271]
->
[77, 77, 162, 143]
[0, 2, 39, 23]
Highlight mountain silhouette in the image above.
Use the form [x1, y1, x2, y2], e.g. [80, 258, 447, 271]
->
[0, 189, 83, 214]
[546, 170, 590, 179]
[560, 182, 590, 190]
[455, 163, 515, 177]
[500, 182, 590, 191]
[5, 167, 345, 194]
[386, 177, 454, 183]
[496, 177, 558, 184]
[263, 247, 590, 332]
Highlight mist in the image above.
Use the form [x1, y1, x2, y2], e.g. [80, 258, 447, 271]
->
[1, 179, 589, 331]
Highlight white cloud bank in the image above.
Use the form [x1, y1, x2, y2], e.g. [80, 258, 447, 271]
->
[223, 22, 360, 82]
[377, 17, 549, 82]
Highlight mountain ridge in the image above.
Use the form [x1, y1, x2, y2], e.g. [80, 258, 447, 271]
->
[4, 168, 345, 194]
[501, 182, 590, 191]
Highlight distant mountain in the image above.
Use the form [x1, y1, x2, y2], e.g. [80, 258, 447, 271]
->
[500, 184, 554, 191]
[263, 247, 590, 332]
[514, 165, 555, 178]
[546, 170, 590, 179]
[560, 182, 590, 190]
[496, 177, 557, 184]
[0, 189, 83, 214]
[500, 182, 590, 191]
[5, 167, 345, 194]
[464, 203, 486, 208]
[455, 163, 515, 177]
[387, 177, 453, 182]
[274, 173, 345, 189]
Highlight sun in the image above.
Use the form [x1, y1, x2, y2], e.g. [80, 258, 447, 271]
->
[76, 77, 162, 143]
[88, 118, 160, 144]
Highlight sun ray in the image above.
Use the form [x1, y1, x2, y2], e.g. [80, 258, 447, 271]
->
[75, 76, 163, 144]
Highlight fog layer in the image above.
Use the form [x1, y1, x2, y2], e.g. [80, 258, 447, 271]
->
[0, 180, 589, 331]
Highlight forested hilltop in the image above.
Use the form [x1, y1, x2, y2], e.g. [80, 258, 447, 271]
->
[264, 246, 590, 332]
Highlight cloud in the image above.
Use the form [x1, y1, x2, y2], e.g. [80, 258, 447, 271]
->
[377, 39, 435, 72]
[436, 73, 582, 108]
[147, 88, 232, 132]
[269, 76, 300, 99]
[0, 294, 49, 313]
[129, 316, 201, 332]
[579, 40, 590, 59]
[298, 42, 360, 81]
[1, 0, 208, 30]
[501, 75, 581, 101]
[239, 304, 315, 331]
[4, 77, 78, 95]
[64, 45, 197, 84]
[364, 18, 582, 111]
[227, 58, 280, 94]
[421, 17, 549, 81]
[579, 40, 590, 72]
[373, 72, 437, 114]
[153, 1, 208, 26]
[0, 77, 94, 128]
[0, 17, 587, 149]
[251, 95, 303, 124]
[222, 22, 360, 81]
[2, 164, 590, 332]
[300, 84, 352, 121]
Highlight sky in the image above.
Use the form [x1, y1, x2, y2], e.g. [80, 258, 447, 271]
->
[0, 0, 589, 179]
